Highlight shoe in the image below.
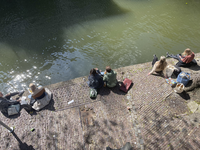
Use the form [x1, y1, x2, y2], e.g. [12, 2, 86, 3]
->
[18, 90, 24, 97]
[166, 52, 170, 58]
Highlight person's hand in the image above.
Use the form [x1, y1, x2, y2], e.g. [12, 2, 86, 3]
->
[17, 99, 21, 102]
[5, 93, 10, 97]
[148, 72, 151, 76]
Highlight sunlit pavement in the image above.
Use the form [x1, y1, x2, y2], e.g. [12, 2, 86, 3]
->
[0, 54, 200, 150]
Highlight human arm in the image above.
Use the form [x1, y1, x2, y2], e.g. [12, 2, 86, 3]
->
[0, 97, 20, 108]
[4, 92, 20, 100]
[163, 67, 167, 78]
[148, 63, 157, 75]
[103, 74, 108, 81]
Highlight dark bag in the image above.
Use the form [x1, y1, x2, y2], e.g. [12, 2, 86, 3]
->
[120, 78, 133, 93]
[173, 65, 181, 78]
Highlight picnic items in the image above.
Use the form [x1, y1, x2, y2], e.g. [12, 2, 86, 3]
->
[20, 96, 28, 105]
[166, 78, 177, 87]
[174, 83, 185, 93]
[166, 65, 175, 77]
[120, 78, 133, 93]
[166, 65, 181, 78]
[176, 72, 190, 86]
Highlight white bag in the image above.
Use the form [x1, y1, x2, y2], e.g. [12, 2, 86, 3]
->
[166, 65, 176, 77]
[174, 83, 185, 93]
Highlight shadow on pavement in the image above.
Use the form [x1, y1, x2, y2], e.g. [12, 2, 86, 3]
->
[11, 132, 35, 150]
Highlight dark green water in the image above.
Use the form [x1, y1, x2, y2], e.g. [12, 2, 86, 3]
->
[0, 0, 200, 93]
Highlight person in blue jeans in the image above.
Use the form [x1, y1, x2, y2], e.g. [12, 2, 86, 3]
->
[88, 68, 104, 90]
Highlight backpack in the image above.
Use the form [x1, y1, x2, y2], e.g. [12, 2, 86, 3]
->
[90, 88, 97, 99]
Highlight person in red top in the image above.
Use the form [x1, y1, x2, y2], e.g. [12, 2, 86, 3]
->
[166, 48, 197, 67]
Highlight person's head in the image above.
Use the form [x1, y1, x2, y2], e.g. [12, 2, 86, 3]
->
[183, 48, 192, 56]
[157, 56, 167, 70]
[0, 92, 3, 97]
[29, 83, 37, 92]
[106, 66, 112, 73]
[90, 68, 97, 76]
[159, 56, 166, 63]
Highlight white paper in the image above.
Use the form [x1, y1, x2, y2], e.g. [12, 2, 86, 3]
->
[68, 100, 74, 104]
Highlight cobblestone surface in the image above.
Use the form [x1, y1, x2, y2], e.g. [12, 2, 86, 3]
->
[0, 54, 200, 150]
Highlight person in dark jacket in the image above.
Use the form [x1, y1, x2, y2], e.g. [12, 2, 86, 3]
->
[0, 91, 22, 114]
[88, 68, 104, 89]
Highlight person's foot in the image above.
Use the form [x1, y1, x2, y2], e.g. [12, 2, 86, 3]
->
[18, 90, 24, 97]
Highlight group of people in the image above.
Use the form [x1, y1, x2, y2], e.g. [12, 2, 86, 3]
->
[0, 83, 52, 117]
[87, 66, 118, 90]
[148, 48, 196, 77]
[0, 66, 117, 116]
[0, 48, 196, 117]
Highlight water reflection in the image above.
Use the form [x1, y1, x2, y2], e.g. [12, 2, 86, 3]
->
[0, 0, 200, 93]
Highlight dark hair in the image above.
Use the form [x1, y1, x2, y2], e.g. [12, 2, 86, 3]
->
[90, 68, 97, 75]
[106, 66, 111, 73]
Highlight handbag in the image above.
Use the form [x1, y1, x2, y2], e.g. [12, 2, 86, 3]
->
[8, 104, 20, 116]
[120, 78, 133, 93]
[174, 83, 185, 93]
[176, 72, 190, 86]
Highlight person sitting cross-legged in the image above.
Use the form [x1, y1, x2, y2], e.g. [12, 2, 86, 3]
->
[0, 91, 32, 116]
[29, 83, 52, 111]
[103, 66, 117, 88]
[0, 91, 21, 115]
[148, 55, 168, 77]
[88, 68, 104, 90]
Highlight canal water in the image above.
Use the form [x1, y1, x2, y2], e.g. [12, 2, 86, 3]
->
[0, 0, 200, 93]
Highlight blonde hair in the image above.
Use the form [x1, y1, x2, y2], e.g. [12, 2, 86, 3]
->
[157, 56, 167, 70]
[29, 83, 37, 92]
[182, 48, 192, 56]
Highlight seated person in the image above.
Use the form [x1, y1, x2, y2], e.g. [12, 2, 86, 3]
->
[88, 68, 104, 89]
[0, 91, 23, 116]
[29, 83, 52, 111]
[148, 55, 168, 77]
[166, 48, 197, 67]
[103, 66, 117, 88]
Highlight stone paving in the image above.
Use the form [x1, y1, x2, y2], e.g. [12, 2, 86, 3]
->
[0, 54, 200, 150]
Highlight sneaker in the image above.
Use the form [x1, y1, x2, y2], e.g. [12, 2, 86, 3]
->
[18, 90, 24, 97]
[166, 52, 170, 58]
